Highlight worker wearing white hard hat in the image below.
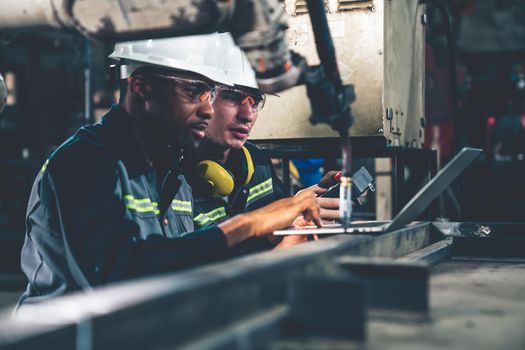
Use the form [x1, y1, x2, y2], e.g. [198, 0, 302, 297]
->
[18, 34, 321, 307]
[184, 33, 337, 252]
[109, 34, 232, 82]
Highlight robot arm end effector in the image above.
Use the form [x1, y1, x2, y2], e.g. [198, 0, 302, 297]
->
[227, 0, 306, 93]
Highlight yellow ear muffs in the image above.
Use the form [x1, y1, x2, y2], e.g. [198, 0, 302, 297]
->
[195, 160, 235, 197]
[195, 146, 255, 197]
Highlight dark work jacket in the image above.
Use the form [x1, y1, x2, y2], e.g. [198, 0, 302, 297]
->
[18, 105, 229, 307]
[186, 142, 288, 253]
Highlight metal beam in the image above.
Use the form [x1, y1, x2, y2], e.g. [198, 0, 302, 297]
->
[1, 223, 431, 349]
[395, 238, 453, 266]
[337, 257, 429, 313]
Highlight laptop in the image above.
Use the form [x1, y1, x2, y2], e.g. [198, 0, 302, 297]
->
[274, 147, 482, 235]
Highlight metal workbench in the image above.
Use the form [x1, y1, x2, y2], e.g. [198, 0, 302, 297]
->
[0, 222, 524, 349]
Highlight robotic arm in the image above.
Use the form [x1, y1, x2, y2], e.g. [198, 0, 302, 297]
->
[0, 0, 301, 93]
[0, 0, 346, 96]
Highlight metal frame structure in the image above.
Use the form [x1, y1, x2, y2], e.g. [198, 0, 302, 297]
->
[252, 137, 438, 216]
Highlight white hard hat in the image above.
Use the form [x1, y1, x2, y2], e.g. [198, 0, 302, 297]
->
[109, 34, 233, 85]
[217, 33, 259, 90]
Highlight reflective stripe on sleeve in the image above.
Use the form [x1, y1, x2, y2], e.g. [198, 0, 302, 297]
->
[41, 159, 50, 173]
[124, 195, 160, 215]
[193, 207, 227, 227]
[246, 178, 273, 205]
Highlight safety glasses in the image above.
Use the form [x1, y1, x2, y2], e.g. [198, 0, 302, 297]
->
[149, 74, 218, 104]
[216, 86, 266, 112]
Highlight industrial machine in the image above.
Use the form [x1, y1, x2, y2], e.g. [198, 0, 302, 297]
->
[253, 0, 425, 148]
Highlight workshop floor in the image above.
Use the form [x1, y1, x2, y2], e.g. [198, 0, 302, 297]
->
[269, 258, 525, 350]
[364, 259, 525, 350]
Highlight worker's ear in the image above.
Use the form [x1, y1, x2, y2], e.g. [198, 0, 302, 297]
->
[128, 75, 153, 101]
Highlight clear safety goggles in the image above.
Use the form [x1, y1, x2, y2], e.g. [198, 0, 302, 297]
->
[149, 74, 218, 104]
[216, 86, 266, 112]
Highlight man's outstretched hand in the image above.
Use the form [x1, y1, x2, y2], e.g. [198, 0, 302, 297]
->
[219, 189, 321, 247]
[297, 170, 341, 221]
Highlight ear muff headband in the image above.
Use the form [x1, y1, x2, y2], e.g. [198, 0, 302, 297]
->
[195, 146, 254, 197]
[239, 146, 254, 186]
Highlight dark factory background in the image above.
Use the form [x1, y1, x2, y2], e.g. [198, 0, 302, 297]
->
[0, 0, 524, 309]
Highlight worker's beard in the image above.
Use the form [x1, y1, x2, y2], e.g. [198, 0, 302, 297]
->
[154, 128, 199, 156]
[140, 101, 204, 156]
[146, 117, 197, 152]
[178, 131, 201, 151]
[195, 137, 230, 163]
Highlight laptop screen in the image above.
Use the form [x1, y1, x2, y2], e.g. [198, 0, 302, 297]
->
[386, 147, 482, 232]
